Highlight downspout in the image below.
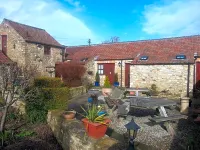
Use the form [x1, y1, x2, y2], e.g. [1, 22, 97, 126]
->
[121, 60, 123, 87]
[187, 63, 190, 97]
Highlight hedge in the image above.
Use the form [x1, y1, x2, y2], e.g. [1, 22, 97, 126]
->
[34, 77, 64, 88]
[42, 87, 70, 110]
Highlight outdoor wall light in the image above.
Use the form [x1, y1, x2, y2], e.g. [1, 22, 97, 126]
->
[125, 117, 140, 149]
[194, 52, 198, 59]
[118, 61, 121, 67]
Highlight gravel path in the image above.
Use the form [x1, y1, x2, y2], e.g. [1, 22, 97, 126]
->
[108, 106, 200, 150]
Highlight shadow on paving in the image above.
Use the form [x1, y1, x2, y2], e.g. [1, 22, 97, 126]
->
[169, 115, 200, 149]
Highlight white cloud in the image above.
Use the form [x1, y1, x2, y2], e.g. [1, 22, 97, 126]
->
[0, 0, 99, 46]
[142, 0, 200, 36]
[64, 0, 85, 12]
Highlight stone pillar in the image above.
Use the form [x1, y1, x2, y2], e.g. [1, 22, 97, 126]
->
[180, 97, 190, 114]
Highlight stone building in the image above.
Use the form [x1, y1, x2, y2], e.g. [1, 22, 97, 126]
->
[66, 35, 200, 97]
[0, 19, 64, 77]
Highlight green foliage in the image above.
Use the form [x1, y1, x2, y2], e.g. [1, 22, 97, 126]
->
[114, 73, 118, 82]
[34, 77, 64, 88]
[25, 88, 48, 124]
[103, 76, 111, 88]
[95, 72, 100, 82]
[15, 129, 35, 139]
[80, 105, 106, 123]
[151, 84, 158, 96]
[25, 87, 70, 123]
[42, 87, 70, 110]
[0, 130, 13, 142]
[6, 113, 17, 122]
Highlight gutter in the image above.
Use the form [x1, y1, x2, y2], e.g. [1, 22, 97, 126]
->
[187, 63, 190, 97]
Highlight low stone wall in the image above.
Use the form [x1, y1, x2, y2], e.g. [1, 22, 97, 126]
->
[69, 86, 86, 99]
[47, 110, 121, 150]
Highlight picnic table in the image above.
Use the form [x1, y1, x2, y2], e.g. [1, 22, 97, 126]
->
[126, 88, 149, 97]
[129, 97, 185, 135]
[130, 97, 176, 117]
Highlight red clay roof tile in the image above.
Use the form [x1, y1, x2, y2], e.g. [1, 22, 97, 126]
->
[0, 52, 12, 64]
[3, 19, 63, 48]
[66, 35, 200, 64]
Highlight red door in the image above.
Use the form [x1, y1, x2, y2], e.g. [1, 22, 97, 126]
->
[196, 62, 200, 89]
[2, 35, 7, 55]
[125, 63, 130, 87]
[103, 63, 115, 85]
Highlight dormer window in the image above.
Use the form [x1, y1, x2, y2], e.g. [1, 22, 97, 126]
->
[80, 58, 88, 62]
[176, 54, 186, 59]
[140, 56, 148, 60]
[44, 46, 51, 55]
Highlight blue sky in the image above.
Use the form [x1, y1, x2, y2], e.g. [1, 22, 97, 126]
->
[0, 0, 200, 45]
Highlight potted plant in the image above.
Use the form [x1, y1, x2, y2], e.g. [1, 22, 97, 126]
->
[81, 105, 110, 139]
[94, 72, 100, 86]
[102, 76, 112, 96]
[113, 73, 119, 87]
[63, 110, 76, 120]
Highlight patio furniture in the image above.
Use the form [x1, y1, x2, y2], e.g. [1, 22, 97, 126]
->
[129, 97, 186, 134]
[125, 88, 150, 97]
[104, 87, 130, 116]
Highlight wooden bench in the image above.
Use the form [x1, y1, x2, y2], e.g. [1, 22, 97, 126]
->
[149, 114, 186, 123]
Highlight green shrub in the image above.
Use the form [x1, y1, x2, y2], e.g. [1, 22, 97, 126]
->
[42, 87, 70, 110]
[34, 77, 64, 88]
[25, 88, 48, 123]
[95, 72, 100, 82]
[114, 73, 118, 82]
[103, 76, 111, 88]
[25, 87, 70, 123]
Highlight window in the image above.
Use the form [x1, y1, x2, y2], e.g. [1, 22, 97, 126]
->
[44, 46, 51, 55]
[140, 56, 148, 60]
[98, 64, 104, 75]
[176, 54, 186, 59]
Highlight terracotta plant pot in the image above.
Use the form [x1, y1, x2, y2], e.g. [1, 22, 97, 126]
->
[102, 88, 112, 96]
[63, 111, 76, 120]
[82, 118, 110, 139]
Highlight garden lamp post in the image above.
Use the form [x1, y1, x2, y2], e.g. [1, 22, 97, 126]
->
[125, 118, 140, 150]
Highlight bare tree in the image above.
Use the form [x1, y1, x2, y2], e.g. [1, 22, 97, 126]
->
[0, 63, 39, 132]
[102, 36, 120, 44]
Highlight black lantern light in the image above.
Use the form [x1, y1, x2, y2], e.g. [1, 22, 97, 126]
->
[125, 117, 140, 149]
[118, 61, 121, 67]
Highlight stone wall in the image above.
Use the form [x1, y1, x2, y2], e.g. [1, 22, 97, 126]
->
[25, 43, 62, 77]
[83, 59, 96, 85]
[0, 22, 63, 77]
[0, 22, 26, 65]
[130, 64, 194, 97]
[69, 86, 86, 99]
[47, 110, 121, 150]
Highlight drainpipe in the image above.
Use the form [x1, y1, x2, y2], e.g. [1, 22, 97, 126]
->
[187, 63, 190, 97]
[121, 60, 123, 87]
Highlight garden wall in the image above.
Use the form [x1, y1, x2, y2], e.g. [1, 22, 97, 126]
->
[69, 86, 86, 99]
[47, 110, 121, 150]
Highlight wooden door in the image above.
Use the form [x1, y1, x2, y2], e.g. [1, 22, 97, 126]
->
[125, 63, 130, 87]
[2, 35, 7, 55]
[196, 62, 200, 89]
[103, 63, 115, 85]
